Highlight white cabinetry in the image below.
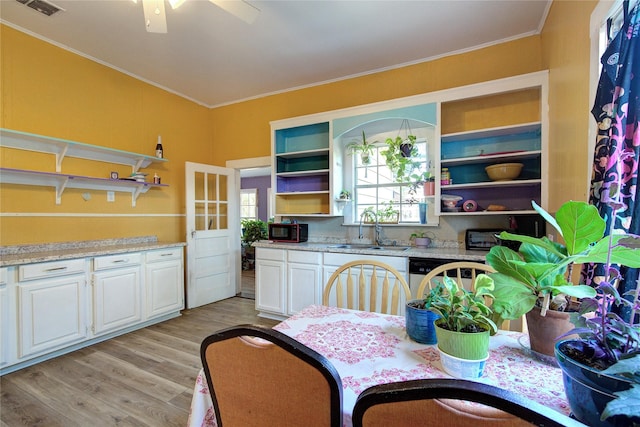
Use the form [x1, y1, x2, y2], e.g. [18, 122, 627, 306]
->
[145, 248, 184, 319]
[255, 248, 286, 317]
[287, 251, 322, 316]
[92, 253, 142, 335]
[256, 248, 409, 319]
[17, 259, 88, 358]
[0, 267, 12, 367]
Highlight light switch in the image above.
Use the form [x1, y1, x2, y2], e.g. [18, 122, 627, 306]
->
[107, 191, 115, 202]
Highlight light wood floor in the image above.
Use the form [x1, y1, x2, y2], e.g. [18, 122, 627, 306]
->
[0, 297, 278, 427]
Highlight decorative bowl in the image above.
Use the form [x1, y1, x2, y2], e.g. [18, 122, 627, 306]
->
[485, 163, 523, 181]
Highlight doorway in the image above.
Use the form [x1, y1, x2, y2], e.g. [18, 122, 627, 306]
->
[227, 156, 272, 300]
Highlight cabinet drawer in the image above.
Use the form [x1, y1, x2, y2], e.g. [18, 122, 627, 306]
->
[19, 258, 86, 281]
[93, 253, 142, 271]
[146, 248, 182, 263]
[256, 247, 285, 262]
[288, 250, 321, 264]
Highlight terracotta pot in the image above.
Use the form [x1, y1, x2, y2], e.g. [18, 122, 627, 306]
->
[525, 306, 576, 357]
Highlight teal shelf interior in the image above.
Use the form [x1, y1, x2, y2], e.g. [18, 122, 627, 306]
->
[276, 154, 329, 173]
[441, 129, 541, 160]
[275, 122, 330, 154]
[446, 157, 541, 185]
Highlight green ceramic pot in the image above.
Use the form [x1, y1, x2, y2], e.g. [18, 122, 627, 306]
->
[435, 320, 490, 360]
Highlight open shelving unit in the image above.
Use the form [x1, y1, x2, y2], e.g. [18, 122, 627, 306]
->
[0, 128, 168, 206]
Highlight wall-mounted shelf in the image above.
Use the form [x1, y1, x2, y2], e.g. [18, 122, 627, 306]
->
[0, 128, 167, 173]
[0, 168, 167, 207]
[0, 128, 168, 206]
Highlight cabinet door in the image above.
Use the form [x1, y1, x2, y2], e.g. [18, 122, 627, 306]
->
[92, 266, 142, 335]
[0, 268, 10, 366]
[287, 262, 321, 316]
[18, 274, 88, 358]
[255, 259, 286, 316]
[146, 259, 184, 319]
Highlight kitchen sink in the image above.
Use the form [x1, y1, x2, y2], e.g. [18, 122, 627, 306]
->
[328, 244, 411, 251]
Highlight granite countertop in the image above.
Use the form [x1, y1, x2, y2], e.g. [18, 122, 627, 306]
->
[0, 236, 186, 267]
[252, 241, 488, 261]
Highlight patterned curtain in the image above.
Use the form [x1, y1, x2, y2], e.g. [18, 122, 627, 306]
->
[585, 1, 640, 320]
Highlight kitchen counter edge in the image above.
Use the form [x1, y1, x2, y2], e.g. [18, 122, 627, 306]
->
[252, 241, 488, 261]
[1, 241, 186, 267]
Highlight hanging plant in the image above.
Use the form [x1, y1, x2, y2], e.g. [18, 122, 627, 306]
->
[346, 131, 377, 165]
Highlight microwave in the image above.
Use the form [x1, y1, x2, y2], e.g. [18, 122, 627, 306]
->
[268, 223, 308, 243]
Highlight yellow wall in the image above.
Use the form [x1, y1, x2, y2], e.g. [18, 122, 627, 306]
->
[1, 0, 598, 245]
[1, 25, 213, 244]
[542, 0, 598, 209]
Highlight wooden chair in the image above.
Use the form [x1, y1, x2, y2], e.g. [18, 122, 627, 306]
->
[322, 260, 412, 315]
[351, 378, 586, 427]
[200, 324, 343, 427]
[414, 261, 522, 331]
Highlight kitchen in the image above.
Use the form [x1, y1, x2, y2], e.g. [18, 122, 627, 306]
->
[1, 1, 601, 376]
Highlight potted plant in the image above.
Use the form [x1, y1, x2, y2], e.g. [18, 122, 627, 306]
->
[486, 201, 609, 356]
[362, 201, 399, 224]
[424, 275, 498, 378]
[381, 134, 419, 183]
[410, 231, 433, 248]
[241, 219, 268, 270]
[338, 190, 351, 200]
[346, 131, 377, 165]
[405, 287, 441, 345]
[486, 199, 640, 425]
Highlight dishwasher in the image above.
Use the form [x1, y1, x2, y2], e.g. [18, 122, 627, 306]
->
[408, 257, 481, 298]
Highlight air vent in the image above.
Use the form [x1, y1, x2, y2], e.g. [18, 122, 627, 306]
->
[16, 0, 65, 16]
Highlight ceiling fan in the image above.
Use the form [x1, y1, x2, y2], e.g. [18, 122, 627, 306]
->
[132, 0, 260, 33]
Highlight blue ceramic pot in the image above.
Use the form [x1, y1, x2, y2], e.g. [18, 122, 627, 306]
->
[555, 340, 637, 427]
[405, 300, 440, 344]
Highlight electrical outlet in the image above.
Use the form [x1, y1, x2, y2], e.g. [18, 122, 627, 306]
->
[107, 191, 115, 202]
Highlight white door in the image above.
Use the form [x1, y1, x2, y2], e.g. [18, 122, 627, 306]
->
[186, 162, 239, 308]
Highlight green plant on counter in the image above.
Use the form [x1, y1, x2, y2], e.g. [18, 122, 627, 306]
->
[241, 219, 268, 246]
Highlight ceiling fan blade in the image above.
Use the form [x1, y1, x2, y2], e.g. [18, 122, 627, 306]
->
[142, 0, 167, 33]
[209, 0, 260, 24]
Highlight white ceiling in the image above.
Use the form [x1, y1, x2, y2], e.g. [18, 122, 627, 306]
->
[0, 0, 552, 108]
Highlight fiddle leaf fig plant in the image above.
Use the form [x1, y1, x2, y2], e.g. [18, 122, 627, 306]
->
[485, 200, 640, 323]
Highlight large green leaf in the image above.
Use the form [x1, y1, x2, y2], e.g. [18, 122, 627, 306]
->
[486, 246, 536, 287]
[489, 273, 537, 320]
[555, 201, 605, 255]
[572, 236, 640, 267]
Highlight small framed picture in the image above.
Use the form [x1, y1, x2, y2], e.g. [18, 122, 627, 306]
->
[110, 171, 119, 180]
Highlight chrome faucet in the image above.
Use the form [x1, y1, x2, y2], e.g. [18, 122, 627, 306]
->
[358, 210, 371, 240]
[358, 210, 383, 245]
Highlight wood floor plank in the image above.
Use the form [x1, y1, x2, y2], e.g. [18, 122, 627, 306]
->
[1, 297, 277, 426]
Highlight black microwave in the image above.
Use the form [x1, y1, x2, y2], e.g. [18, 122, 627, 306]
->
[268, 223, 308, 243]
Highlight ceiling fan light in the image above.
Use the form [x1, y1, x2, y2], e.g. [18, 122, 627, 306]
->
[168, 0, 186, 10]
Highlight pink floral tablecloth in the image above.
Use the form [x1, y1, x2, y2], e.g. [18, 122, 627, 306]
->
[187, 305, 570, 427]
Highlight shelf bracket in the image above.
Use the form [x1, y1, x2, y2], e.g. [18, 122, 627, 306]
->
[133, 159, 144, 174]
[131, 186, 144, 207]
[55, 144, 69, 173]
[55, 177, 69, 204]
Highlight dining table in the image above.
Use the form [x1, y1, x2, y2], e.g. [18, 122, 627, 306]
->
[187, 304, 571, 427]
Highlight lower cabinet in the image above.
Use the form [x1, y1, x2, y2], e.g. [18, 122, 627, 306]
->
[92, 253, 143, 335]
[17, 258, 89, 358]
[256, 248, 407, 319]
[287, 251, 322, 316]
[1, 246, 184, 375]
[145, 248, 184, 319]
[255, 248, 286, 317]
